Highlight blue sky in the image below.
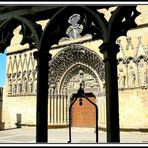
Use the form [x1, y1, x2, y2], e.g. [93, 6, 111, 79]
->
[0, 53, 6, 87]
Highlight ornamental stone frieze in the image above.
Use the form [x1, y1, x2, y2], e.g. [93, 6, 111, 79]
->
[6, 51, 37, 96]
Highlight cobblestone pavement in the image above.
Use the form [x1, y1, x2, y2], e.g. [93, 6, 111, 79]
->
[0, 127, 147, 145]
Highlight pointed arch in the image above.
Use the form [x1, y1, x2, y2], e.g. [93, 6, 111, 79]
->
[48, 44, 105, 89]
[40, 6, 108, 52]
[17, 54, 23, 73]
[126, 37, 134, 50]
[22, 53, 28, 72]
[27, 52, 35, 72]
[137, 55, 147, 63]
[12, 55, 18, 73]
[7, 56, 13, 74]
[136, 37, 146, 57]
[126, 56, 136, 63]
[59, 63, 103, 95]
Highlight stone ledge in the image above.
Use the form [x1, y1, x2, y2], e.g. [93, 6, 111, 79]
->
[20, 124, 69, 129]
[19, 124, 148, 133]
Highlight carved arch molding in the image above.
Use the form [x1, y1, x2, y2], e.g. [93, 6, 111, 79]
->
[48, 44, 105, 95]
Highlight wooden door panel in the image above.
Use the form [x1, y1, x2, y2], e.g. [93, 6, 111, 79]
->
[72, 96, 96, 127]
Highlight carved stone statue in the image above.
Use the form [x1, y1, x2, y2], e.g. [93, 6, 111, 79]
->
[28, 70, 33, 94]
[128, 64, 136, 88]
[12, 73, 17, 95]
[33, 68, 37, 94]
[22, 71, 27, 94]
[138, 58, 146, 87]
[7, 25, 29, 52]
[66, 14, 83, 39]
[17, 71, 22, 94]
[7, 74, 12, 95]
[118, 67, 126, 88]
[8, 80, 12, 95]
[79, 70, 85, 89]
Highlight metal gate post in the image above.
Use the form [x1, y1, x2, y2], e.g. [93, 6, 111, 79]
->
[68, 95, 77, 143]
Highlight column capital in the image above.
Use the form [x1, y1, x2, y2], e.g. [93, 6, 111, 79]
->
[99, 43, 120, 59]
[33, 51, 52, 61]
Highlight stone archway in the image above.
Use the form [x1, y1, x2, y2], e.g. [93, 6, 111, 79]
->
[48, 44, 105, 92]
[59, 63, 101, 96]
[48, 44, 106, 127]
[59, 63, 102, 127]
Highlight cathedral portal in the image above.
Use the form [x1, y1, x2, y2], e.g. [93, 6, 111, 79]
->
[47, 44, 106, 127]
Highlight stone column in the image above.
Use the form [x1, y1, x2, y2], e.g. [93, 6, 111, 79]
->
[100, 43, 120, 142]
[34, 51, 52, 143]
[57, 94, 60, 124]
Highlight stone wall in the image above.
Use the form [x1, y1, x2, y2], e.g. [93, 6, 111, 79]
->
[119, 88, 148, 129]
[2, 95, 36, 128]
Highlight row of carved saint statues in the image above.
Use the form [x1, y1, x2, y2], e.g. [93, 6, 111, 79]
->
[7, 69, 37, 96]
[118, 57, 148, 89]
[6, 56, 148, 96]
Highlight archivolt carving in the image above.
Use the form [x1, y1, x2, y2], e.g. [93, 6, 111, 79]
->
[48, 44, 105, 89]
[59, 64, 101, 95]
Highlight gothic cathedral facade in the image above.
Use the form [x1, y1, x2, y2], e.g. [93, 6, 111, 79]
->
[2, 5, 148, 130]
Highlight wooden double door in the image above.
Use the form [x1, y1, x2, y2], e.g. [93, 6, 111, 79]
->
[71, 93, 96, 127]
